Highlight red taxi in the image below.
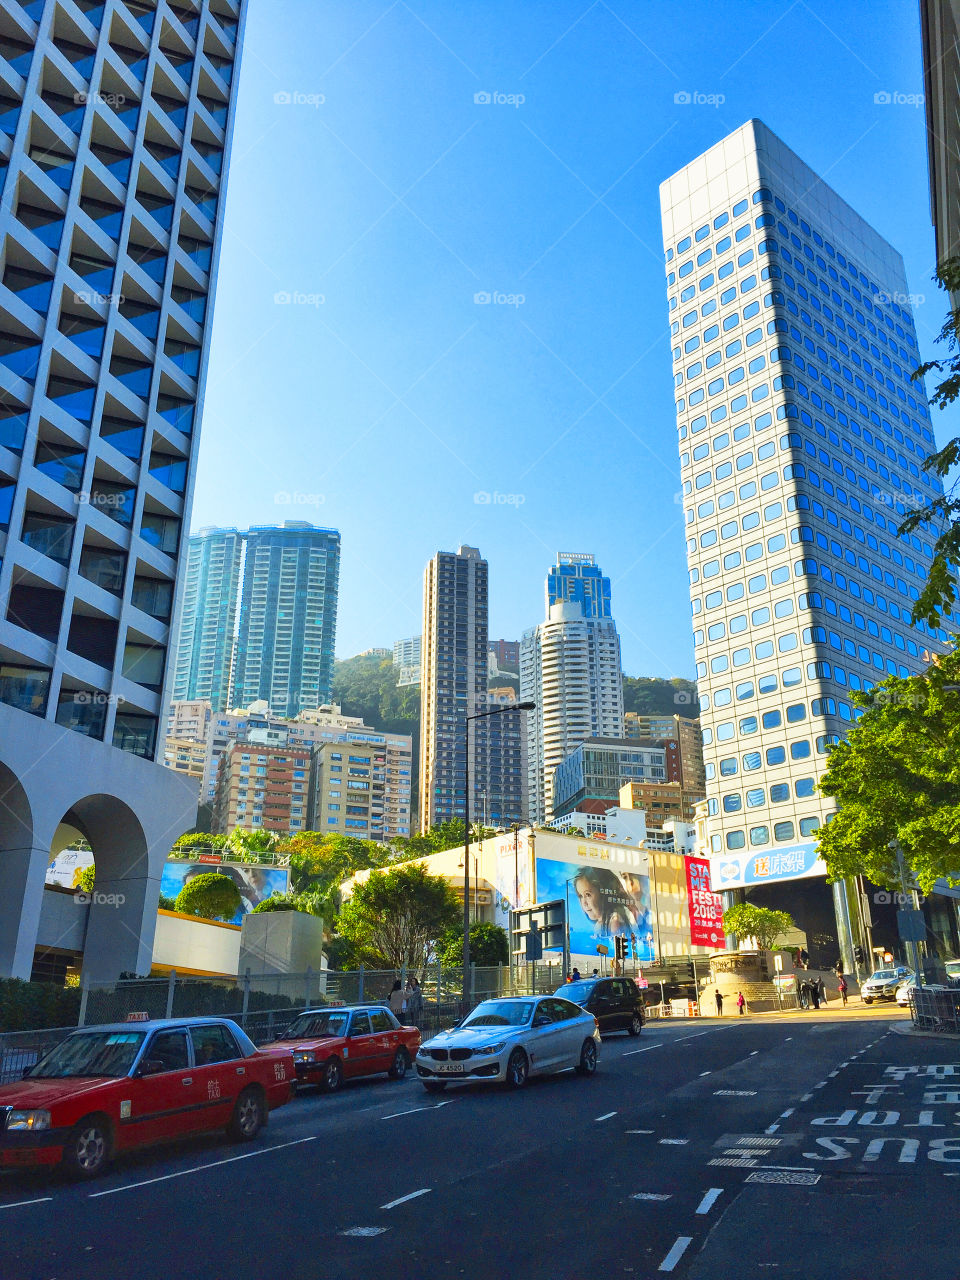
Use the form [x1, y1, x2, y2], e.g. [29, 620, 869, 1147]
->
[263, 1004, 420, 1093]
[0, 1017, 294, 1180]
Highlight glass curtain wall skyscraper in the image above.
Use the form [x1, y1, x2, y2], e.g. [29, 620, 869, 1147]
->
[230, 521, 340, 719]
[0, 0, 245, 981]
[171, 523, 240, 709]
[661, 120, 950, 964]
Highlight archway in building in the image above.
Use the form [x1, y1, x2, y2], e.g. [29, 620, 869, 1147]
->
[0, 760, 40, 979]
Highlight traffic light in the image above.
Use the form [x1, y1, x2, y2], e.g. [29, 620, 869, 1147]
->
[853, 944, 865, 965]
[615, 935, 626, 961]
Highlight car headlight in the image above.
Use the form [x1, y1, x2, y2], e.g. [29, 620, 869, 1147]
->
[6, 1109, 51, 1132]
[475, 1042, 506, 1056]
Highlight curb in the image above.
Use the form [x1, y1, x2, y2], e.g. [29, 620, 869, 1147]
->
[889, 1020, 960, 1042]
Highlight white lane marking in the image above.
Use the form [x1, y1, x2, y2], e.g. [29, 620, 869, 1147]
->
[696, 1187, 724, 1215]
[380, 1188, 431, 1210]
[780, 1108, 795, 1119]
[382, 1101, 456, 1120]
[659, 1138, 688, 1145]
[0, 1197, 53, 1211]
[714, 1089, 757, 1096]
[814, 1082, 827, 1089]
[699, 1071, 711, 1076]
[627, 1129, 654, 1134]
[800, 1092, 813, 1101]
[659, 1237, 693, 1272]
[676, 1031, 718, 1043]
[785, 1037, 793, 1042]
[89, 1136, 318, 1197]
[339, 1227, 388, 1237]
[828, 1070, 839, 1077]
[632, 1192, 672, 1201]
[749, 1050, 759, 1056]
[764, 1124, 780, 1134]
[595, 1111, 617, 1122]
[623, 1043, 663, 1056]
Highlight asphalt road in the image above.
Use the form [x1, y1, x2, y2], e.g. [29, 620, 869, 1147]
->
[1, 1008, 956, 1280]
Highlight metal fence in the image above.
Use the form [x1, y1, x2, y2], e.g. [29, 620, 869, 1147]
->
[910, 985, 960, 1034]
[0, 1027, 75, 1084]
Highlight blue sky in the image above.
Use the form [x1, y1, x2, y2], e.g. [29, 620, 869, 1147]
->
[192, 0, 953, 677]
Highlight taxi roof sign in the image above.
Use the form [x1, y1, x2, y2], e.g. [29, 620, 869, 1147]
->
[125, 1012, 150, 1022]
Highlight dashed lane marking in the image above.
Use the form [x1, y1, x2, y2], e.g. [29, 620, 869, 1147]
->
[627, 1129, 654, 1134]
[339, 1227, 389, 1237]
[595, 1112, 617, 1122]
[0, 1197, 52, 1211]
[632, 1192, 672, 1201]
[88, 1136, 319, 1197]
[764, 1124, 780, 1134]
[696, 1188, 724, 1214]
[659, 1237, 693, 1272]
[800, 1092, 813, 1101]
[659, 1138, 689, 1145]
[779, 1108, 795, 1118]
[382, 1101, 456, 1120]
[381, 1188, 431, 1210]
[714, 1089, 757, 1096]
[623, 1044, 663, 1057]
[700, 1071, 711, 1076]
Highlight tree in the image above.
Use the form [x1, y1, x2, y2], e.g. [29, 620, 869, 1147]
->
[722, 903, 795, 951]
[279, 830, 389, 919]
[226, 828, 279, 859]
[175, 872, 242, 921]
[816, 653, 960, 895]
[251, 894, 299, 913]
[437, 921, 510, 968]
[901, 255, 960, 626]
[622, 675, 699, 719]
[74, 865, 95, 893]
[335, 863, 461, 970]
[158, 893, 177, 911]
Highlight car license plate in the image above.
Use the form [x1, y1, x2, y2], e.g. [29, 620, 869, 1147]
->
[436, 1062, 464, 1073]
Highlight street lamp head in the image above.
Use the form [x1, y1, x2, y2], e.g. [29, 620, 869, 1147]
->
[516, 700, 536, 711]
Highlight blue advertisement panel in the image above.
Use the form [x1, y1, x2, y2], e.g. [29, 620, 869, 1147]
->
[160, 861, 290, 925]
[708, 842, 825, 891]
[535, 856, 655, 965]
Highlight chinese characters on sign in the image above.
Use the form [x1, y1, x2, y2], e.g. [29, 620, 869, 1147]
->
[684, 856, 726, 950]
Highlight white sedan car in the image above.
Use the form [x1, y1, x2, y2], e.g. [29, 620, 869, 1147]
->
[416, 996, 601, 1091]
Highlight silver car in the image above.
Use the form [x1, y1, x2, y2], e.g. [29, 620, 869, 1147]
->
[861, 966, 912, 1003]
[416, 996, 601, 1092]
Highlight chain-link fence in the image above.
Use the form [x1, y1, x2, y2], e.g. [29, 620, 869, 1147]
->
[74, 960, 569, 1044]
[0, 1027, 74, 1083]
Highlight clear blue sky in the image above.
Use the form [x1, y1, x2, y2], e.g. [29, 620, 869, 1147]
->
[192, 0, 954, 677]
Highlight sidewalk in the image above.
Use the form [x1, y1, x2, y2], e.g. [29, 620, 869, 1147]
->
[697, 1000, 908, 1024]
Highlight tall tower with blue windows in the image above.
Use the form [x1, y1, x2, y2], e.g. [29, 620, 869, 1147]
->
[546, 552, 612, 619]
[661, 119, 951, 969]
[172, 525, 241, 710]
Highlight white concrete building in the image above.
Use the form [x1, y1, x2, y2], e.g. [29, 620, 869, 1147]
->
[0, 0, 245, 981]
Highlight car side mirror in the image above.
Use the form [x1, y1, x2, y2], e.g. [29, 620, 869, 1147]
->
[533, 1015, 552, 1027]
[137, 1059, 166, 1077]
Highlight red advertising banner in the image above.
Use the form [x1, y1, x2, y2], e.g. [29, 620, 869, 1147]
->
[684, 856, 726, 949]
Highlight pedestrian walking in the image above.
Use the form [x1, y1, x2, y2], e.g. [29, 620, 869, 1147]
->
[810, 981, 821, 1011]
[838, 974, 848, 1006]
[816, 977, 827, 1007]
[715, 990, 724, 1016]
[405, 975, 423, 1026]
[737, 991, 746, 1016]
[798, 980, 809, 1009]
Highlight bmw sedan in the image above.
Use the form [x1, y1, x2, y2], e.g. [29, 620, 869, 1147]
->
[415, 996, 600, 1092]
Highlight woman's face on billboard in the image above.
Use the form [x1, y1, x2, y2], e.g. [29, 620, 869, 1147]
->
[575, 878, 601, 922]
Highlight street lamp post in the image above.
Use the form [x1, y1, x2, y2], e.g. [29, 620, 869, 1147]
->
[462, 699, 535, 1017]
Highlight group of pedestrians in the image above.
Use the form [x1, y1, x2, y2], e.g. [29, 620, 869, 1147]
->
[388, 976, 424, 1025]
[797, 976, 830, 1009]
[714, 990, 747, 1015]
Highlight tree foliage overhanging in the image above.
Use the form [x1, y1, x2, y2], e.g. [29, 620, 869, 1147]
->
[174, 872, 242, 921]
[335, 862, 462, 971]
[816, 646, 960, 894]
[903, 254, 960, 627]
[721, 903, 795, 951]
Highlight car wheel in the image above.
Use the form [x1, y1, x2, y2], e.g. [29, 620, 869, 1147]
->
[320, 1057, 343, 1093]
[627, 1013, 643, 1036]
[388, 1048, 410, 1080]
[506, 1049, 528, 1090]
[228, 1087, 266, 1142]
[576, 1039, 598, 1076]
[61, 1115, 111, 1181]
[422, 1080, 446, 1094]
[863, 998, 873, 1005]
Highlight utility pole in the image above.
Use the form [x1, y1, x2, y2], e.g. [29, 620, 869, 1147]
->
[895, 842, 924, 990]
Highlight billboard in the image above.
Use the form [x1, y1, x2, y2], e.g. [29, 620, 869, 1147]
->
[708, 841, 825, 891]
[684, 856, 726, 950]
[533, 836, 655, 965]
[492, 832, 536, 929]
[46, 847, 94, 888]
[160, 860, 290, 925]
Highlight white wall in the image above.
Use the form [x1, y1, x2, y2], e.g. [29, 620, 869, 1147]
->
[152, 910, 241, 976]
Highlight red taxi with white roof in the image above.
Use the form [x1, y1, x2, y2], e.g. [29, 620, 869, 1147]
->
[262, 1004, 421, 1092]
[0, 1016, 294, 1179]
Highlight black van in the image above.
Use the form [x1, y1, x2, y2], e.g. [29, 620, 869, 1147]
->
[555, 977, 645, 1037]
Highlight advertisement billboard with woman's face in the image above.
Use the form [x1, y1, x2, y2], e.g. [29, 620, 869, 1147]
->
[160, 861, 290, 925]
[533, 838, 655, 965]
